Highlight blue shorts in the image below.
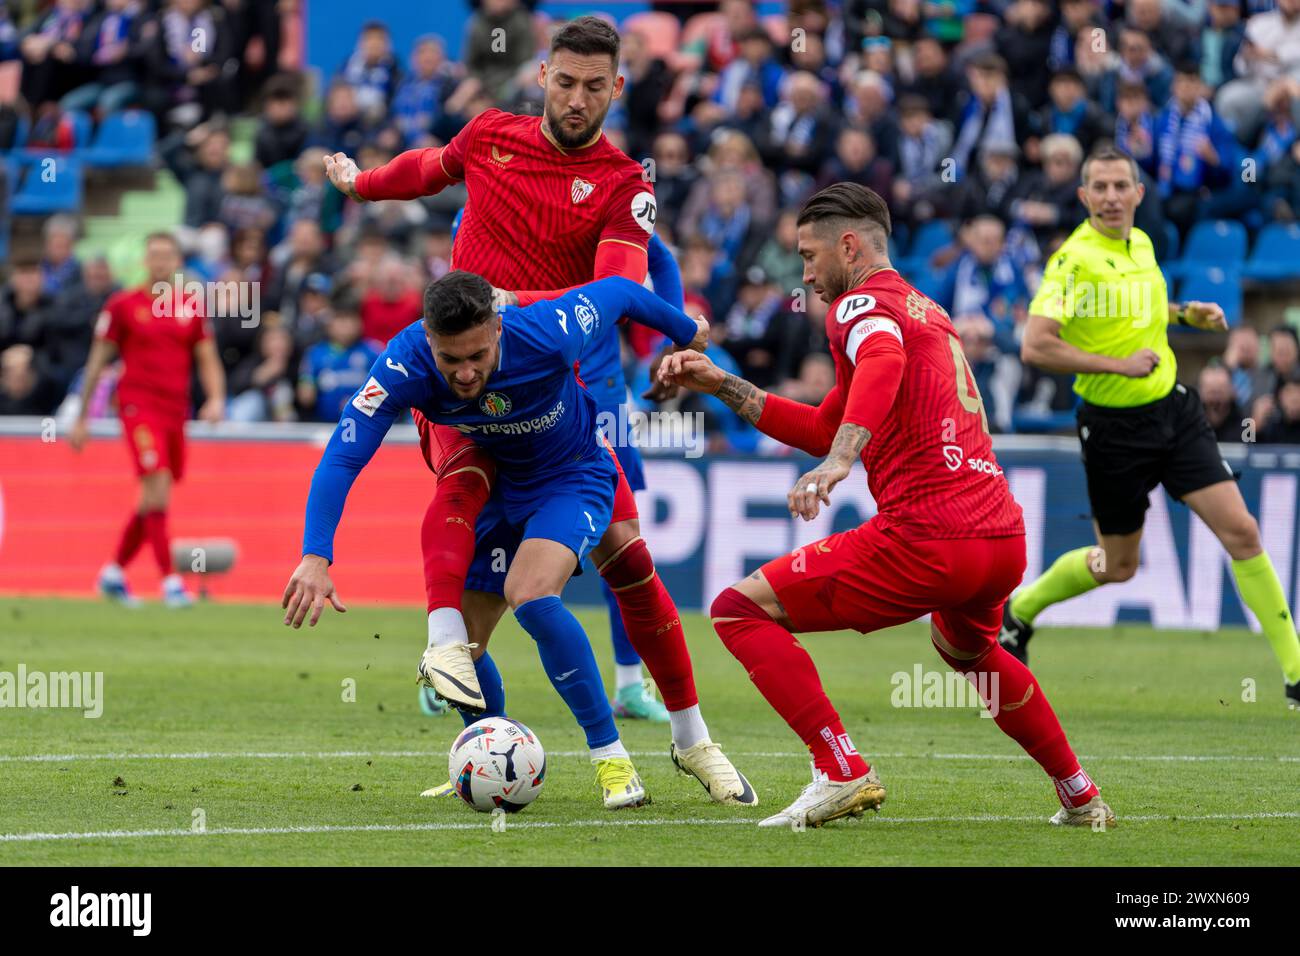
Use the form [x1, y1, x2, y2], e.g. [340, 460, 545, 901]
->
[595, 402, 646, 493]
[464, 453, 618, 596]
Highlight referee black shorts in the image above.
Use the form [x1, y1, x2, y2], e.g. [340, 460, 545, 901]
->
[1076, 383, 1236, 536]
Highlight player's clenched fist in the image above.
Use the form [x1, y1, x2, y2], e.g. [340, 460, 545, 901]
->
[323, 152, 362, 201]
[656, 349, 725, 394]
[282, 554, 347, 628]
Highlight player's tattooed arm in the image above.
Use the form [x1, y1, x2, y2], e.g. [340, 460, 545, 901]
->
[788, 423, 870, 521]
[714, 373, 767, 425]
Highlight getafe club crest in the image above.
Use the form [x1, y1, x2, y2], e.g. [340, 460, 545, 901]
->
[480, 392, 512, 417]
[571, 177, 595, 204]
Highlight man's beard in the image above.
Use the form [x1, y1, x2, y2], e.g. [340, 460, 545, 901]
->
[545, 103, 606, 148]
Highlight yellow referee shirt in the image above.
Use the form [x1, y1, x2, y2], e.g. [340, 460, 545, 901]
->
[1028, 220, 1175, 408]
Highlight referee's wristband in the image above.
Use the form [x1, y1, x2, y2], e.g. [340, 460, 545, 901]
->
[1173, 305, 1189, 326]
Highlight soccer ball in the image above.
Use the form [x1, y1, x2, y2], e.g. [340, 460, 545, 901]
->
[447, 717, 546, 813]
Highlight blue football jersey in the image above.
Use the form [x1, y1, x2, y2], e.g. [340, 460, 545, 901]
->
[301, 276, 697, 560]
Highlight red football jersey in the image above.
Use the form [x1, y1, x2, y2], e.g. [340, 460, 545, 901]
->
[96, 286, 210, 422]
[826, 269, 1024, 539]
[440, 109, 656, 287]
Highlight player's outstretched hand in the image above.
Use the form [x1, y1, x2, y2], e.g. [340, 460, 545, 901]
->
[1116, 348, 1161, 378]
[282, 555, 347, 629]
[656, 349, 725, 395]
[1186, 300, 1227, 332]
[686, 315, 710, 353]
[323, 152, 362, 201]
[789, 459, 852, 521]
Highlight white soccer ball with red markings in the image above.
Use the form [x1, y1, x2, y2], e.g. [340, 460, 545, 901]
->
[447, 717, 546, 813]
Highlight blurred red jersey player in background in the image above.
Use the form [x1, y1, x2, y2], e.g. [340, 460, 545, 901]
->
[71, 232, 226, 607]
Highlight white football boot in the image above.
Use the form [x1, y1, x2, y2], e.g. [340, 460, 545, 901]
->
[161, 574, 194, 608]
[670, 739, 758, 805]
[758, 766, 886, 829]
[417, 642, 485, 714]
[1049, 795, 1117, 828]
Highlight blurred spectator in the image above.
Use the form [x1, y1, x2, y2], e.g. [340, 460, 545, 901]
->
[464, 0, 535, 104]
[954, 314, 1005, 430]
[896, 36, 960, 126]
[1032, 67, 1113, 158]
[996, 0, 1056, 110]
[360, 255, 423, 344]
[1224, 326, 1271, 410]
[1049, 0, 1103, 72]
[716, 27, 784, 114]
[692, 0, 761, 73]
[1156, 61, 1244, 236]
[1266, 325, 1300, 394]
[338, 21, 402, 124]
[0, 345, 60, 415]
[815, 125, 890, 197]
[1128, 0, 1198, 66]
[1201, 0, 1247, 90]
[219, 163, 278, 234]
[61, 0, 146, 115]
[649, 131, 698, 229]
[891, 95, 951, 226]
[290, 272, 334, 348]
[18, 0, 90, 110]
[41, 214, 83, 297]
[227, 324, 297, 422]
[255, 74, 309, 170]
[0, 259, 54, 356]
[1199, 364, 1246, 443]
[680, 169, 767, 308]
[309, 80, 372, 156]
[937, 216, 1029, 340]
[753, 209, 805, 298]
[297, 302, 381, 423]
[720, 266, 809, 389]
[1098, 27, 1173, 115]
[267, 219, 335, 325]
[775, 351, 834, 405]
[758, 71, 838, 193]
[1115, 81, 1158, 171]
[844, 69, 898, 163]
[680, 131, 776, 241]
[1251, 82, 1300, 221]
[176, 123, 231, 228]
[790, 29, 843, 109]
[1260, 381, 1300, 443]
[32, 256, 116, 398]
[1009, 133, 1087, 249]
[141, 0, 239, 125]
[1215, 0, 1300, 142]
[952, 54, 1030, 178]
[954, 140, 1023, 226]
[392, 36, 457, 149]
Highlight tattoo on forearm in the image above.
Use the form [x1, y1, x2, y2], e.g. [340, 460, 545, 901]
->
[716, 373, 766, 425]
[828, 423, 871, 464]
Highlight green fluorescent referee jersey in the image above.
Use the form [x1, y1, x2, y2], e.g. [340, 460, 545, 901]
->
[1028, 220, 1175, 408]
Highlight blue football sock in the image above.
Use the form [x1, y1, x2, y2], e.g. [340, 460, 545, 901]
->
[602, 577, 641, 667]
[458, 651, 506, 728]
[514, 595, 618, 749]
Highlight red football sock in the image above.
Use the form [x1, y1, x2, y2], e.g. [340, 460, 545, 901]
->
[142, 510, 171, 577]
[932, 627, 1098, 808]
[598, 537, 698, 711]
[711, 588, 870, 782]
[421, 457, 494, 613]
[114, 512, 146, 567]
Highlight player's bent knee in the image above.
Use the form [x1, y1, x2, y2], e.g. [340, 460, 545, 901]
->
[597, 535, 654, 590]
[710, 588, 771, 642]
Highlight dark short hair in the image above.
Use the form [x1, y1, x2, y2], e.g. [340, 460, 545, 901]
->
[797, 182, 892, 249]
[897, 94, 930, 116]
[1081, 144, 1139, 184]
[969, 52, 1009, 76]
[422, 271, 495, 336]
[551, 15, 621, 64]
[1051, 67, 1084, 86]
[1174, 59, 1202, 78]
[1269, 325, 1299, 346]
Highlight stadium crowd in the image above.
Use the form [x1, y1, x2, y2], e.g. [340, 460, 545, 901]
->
[1, 0, 1299, 445]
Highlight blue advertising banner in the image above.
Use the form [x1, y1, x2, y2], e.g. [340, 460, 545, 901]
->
[565, 438, 1300, 633]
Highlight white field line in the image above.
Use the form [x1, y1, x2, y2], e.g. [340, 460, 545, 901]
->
[4, 811, 1300, 844]
[1, 750, 1298, 764]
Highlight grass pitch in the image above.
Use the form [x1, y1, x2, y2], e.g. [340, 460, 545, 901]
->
[0, 597, 1296, 866]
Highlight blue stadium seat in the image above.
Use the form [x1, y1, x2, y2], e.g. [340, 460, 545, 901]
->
[898, 219, 954, 273]
[9, 154, 84, 214]
[82, 110, 156, 168]
[66, 109, 93, 150]
[1178, 267, 1242, 327]
[1242, 223, 1300, 282]
[1179, 219, 1247, 275]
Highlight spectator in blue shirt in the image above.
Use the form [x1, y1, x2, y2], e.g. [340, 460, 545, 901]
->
[391, 35, 456, 148]
[297, 301, 382, 423]
[338, 21, 402, 124]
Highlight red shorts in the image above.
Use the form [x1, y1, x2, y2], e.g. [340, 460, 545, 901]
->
[761, 521, 1026, 660]
[416, 413, 639, 526]
[120, 409, 186, 480]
